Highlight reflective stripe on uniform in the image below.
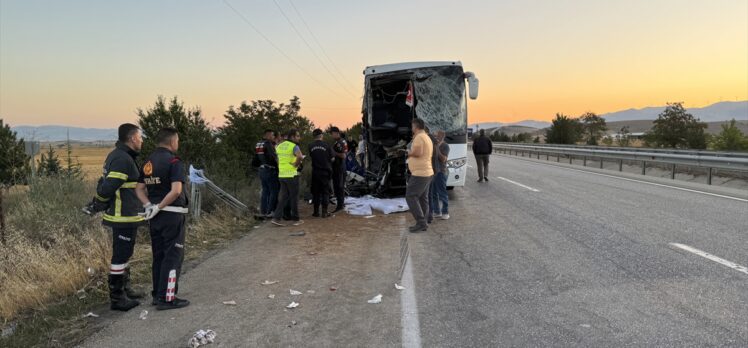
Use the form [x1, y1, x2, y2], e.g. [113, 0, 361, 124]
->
[103, 214, 144, 223]
[106, 171, 128, 180]
[115, 190, 122, 216]
[95, 193, 110, 202]
[120, 182, 138, 189]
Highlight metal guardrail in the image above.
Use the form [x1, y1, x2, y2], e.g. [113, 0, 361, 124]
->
[490, 143, 748, 185]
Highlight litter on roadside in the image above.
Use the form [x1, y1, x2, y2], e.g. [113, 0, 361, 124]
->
[286, 302, 299, 309]
[139, 310, 148, 320]
[329, 286, 337, 291]
[261, 280, 278, 285]
[289, 231, 306, 237]
[82, 312, 99, 318]
[289, 289, 303, 296]
[268, 294, 275, 299]
[395, 284, 405, 290]
[306, 290, 315, 294]
[222, 300, 237, 306]
[367, 294, 383, 304]
[363, 215, 376, 219]
[307, 251, 318, 255]
[76, 289, 87, 299]
[188, 329, 217, 348]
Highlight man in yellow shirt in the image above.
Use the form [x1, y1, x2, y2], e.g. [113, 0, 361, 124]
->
[405, 118, 434, 232]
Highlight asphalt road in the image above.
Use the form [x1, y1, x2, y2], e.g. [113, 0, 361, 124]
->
[81, 153, 747, 347]
[409, 153, 748, 347]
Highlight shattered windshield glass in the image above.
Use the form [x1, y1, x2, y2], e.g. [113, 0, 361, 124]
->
[414, 66, 467, 144]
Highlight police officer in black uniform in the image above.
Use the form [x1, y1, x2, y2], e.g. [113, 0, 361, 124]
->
[308, 128, 334, 218]
[88, 123, 147, 311]
[330, 126, 348, 213]
[136, 127, 190, 310]
[252, 129, 279, 218]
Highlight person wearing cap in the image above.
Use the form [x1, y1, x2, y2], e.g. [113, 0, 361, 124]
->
[329, 126, 348, 213]
[308, 129, 335, 218]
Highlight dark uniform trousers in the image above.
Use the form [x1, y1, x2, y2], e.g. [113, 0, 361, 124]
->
[150, 211, 186, 300]
[332, 164, 345, 208]
[311, 170, 331, 208]
[111, 227, 138, 265]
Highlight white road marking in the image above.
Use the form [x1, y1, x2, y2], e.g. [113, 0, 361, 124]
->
[497, 155, 748, 203]
[496, 176, 540, 192]
[669, 243, 748, 275]
[401, 254, 422, 348]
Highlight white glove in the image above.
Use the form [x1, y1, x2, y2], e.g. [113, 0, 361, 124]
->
[141, 203, 161, 220]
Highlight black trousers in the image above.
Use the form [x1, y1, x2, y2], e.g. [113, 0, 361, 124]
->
[149, 212, 186, 301]
[111, 227, 137, 272]
[332, 165, 346, 208]
[274, 177, 300, 221]
[311, 170, 331, 210]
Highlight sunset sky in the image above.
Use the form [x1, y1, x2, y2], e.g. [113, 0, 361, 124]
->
[1, 0, 746, 129]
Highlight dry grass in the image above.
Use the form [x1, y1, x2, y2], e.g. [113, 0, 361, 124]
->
[33, 143, 111, 179]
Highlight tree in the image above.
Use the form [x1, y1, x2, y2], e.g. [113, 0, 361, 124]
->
[710, 119, 748, 151]
[616, 126, 632, 147]
[137, 96, 216, 168]
[545, 113, 582, 144]
[37, 145, 62, 177]
[646, 102, 707, 149]
[579, 112, 607, 145]
[0, 119, 30, 244]
[489, 131, 510, 142]
[61, 134, 83, 179]
[533, 136, 541, 143]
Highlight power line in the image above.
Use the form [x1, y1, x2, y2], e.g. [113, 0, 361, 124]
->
[272, 0, 357, 98]
[287, 0, 359, 92]
[222, 0, 348, 99]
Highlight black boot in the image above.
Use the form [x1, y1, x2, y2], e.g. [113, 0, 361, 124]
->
[321, 205, 329, 218]
[312, 204, 320, 217]
[123, 267, 145, 299]
[109, 274, 140, 311]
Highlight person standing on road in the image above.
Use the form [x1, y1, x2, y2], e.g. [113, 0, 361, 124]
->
[430, 130, 451, 220]
[136, 127, 190, 310]
[405, 119, 434, 233]
[472, 129, 493, 182]
[308, 129, 335, 218]
[92, 123, 147, 311]
[272, 129, 304, 227]
[330, 127, 348, 213]
[253, 129, 279, 219]
[426, 127, 439, 224]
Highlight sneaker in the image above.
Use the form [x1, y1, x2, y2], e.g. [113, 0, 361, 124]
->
[433, 213, 442, 218]
[271, 219, 286, 227]
[292, 220, 304, 226]
[156, 297, 190, 311]
[477, 178, 483, 183]
[441, 214, 450, 220]
[484, 177, 489, 182]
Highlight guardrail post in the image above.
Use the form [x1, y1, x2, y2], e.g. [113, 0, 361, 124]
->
[641, 161, 646, 175]
[707, 167, 713, 185]
[537, 152, 540, 160]
[546, 153, 549, 161]
[557, 154, 560, 162]
[671, 164, 676, 179]
[599, 158, 604, 169]
[619, 160, 623, 172]
[569, 155, 573, 164]
[583, 156, 587, 167]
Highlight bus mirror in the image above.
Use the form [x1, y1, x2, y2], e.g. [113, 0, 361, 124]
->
[465, 72, 479, 99]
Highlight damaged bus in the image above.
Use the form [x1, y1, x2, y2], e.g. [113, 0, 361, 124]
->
[357, 61, 479, 196]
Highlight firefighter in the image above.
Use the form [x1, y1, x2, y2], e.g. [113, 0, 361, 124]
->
[329, 127, 348, 213]
[308, 128, 334, 218]
[90, 123, 147, 311]
[136, 127, 191, 310]
[252, 129, 279, 218]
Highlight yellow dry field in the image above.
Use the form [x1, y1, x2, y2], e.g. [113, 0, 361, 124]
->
[34, 144, 111, 179]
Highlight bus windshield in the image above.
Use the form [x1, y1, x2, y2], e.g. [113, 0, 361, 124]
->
[413, 65, 467, 144]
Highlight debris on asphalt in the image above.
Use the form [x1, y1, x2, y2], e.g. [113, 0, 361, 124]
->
[261, 280, 278, 285]
[188, 329, 217, 348]
[395, 284, 405, 290]
[363, 215, 376, 219]
[82, 312, 99, 318]
[306, 290, 315, 294]
[367, 294, 383, 304]
[288, 320, 298, 328]
[286, 302, 299, 309]
[77, 288, 87, 299]
[580, 324, 591, 328]
[289, 231, 306, 237]
[222, 300, 237, 306]
[139, 310, 148, 320]
[329, 286, 337, 291]
[307, 251, 318, 255]
[268, 294, 276, 299]
[290, 289, 303, 296]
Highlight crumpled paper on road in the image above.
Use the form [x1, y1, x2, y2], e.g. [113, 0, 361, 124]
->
[367, 294, 383, 304]
[188, 329, 216, 348]
[289, 289, 303, 296]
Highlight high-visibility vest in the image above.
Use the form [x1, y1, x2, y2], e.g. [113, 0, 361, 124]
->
[277, 141, 298, 178]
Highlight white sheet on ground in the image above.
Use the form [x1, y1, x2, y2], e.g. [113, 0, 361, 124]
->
[344, 195, 409, 216]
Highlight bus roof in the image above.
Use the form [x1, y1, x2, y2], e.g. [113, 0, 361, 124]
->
[363, 61, 462, 76]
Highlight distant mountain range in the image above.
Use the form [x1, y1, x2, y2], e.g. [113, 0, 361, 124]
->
[11, 125, 117, 142]
[471, 101, 747, 131]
